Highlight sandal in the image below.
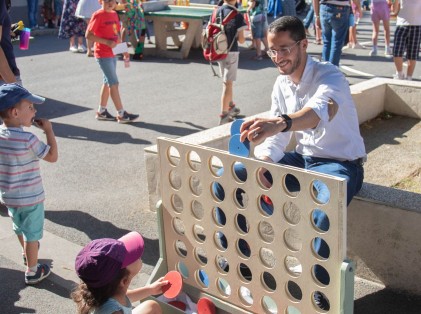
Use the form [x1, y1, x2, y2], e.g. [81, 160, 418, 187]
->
[314, 39, 322, 45]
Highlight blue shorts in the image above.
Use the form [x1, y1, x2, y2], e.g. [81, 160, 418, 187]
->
[8, 203, 45, 242]
[96, 57, 119, 86]
[251, 14, 266, 39]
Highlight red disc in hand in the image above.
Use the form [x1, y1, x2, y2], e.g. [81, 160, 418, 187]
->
[197, 297, 216, 314]
[162, 270, 183, 299]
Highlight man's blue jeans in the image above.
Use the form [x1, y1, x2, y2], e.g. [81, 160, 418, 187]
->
[213, 152, 364, 285]
[320, 4, 350, 66]
[27, 0, 39, 28]
[304, 4, 314, 30]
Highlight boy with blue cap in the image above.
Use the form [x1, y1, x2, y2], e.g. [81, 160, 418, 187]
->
[0, 83, 58, 284]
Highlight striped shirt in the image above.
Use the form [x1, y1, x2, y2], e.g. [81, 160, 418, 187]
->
[0, 126, 49, 207]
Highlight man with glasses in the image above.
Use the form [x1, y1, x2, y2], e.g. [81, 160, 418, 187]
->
[313, 0, 362, 66]
[236, 16, 366, 310]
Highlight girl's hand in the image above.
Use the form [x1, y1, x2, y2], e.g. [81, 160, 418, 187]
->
[148, 277, 169, 295]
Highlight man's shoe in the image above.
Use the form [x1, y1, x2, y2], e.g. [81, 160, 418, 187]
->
[228, 102, 240, 117]
[25, 263, 51, 285]
[96, 109, 116, 121]
[117, 111, 139, 123]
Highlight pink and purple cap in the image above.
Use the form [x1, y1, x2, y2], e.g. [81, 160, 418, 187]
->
[75, 231, 144, 288]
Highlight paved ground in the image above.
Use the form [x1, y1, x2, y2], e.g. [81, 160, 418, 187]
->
[1, 10, 421, 313]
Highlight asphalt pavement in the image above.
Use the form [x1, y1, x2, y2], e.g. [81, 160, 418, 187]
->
[1, 11, 421, 314]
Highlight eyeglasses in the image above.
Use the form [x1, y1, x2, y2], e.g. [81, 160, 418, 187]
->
[266, 41, 301, 59]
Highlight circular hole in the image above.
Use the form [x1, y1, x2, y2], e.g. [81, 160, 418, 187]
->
[232, 161, 247, 183]
[311, 208, 330, 233]
[214, 231, 228, 251]
[197, 269, 209, 288]
[283, 173, 301, 197]
[167, 146, 180, 166]
[262, 271, 276, 291]
[237, 239, 251, 258]
[211, 181, 225, 202]
[217, 278, 231, 297]
[177, 261, 189, 278]
[193, 224, 206, 243]
[258, 221, 274, 243]
[175, 240, 187, 257]
[216, 255, 229, 273]
[311, 237, 330, 260]
[286, 280, 302, 302]
[312, 264, 330, 286]
[259, 195, 274, 216]
[171, 194, 183, 213]
[238, 263, 252, 282]
[209, 156, 223, 177]
[188, 150, 201, 171]
[313, 291, 330, 312]
[195, 247, 208, 265]
[286, 306, 301, 314]
[190, 175, 203, 196]
[236, 214, 249, 234]
[169, 169, 182, 190]
[260, 247, 276, 268]
[262, 296, 278, 314]
[284, 256, 302, 277]
[257, 167, 273, 190]
[172, 217, 185, 236]
[283, 201, 301, 225]
[239, 286, 253, 305]
[234, 188, 248, 209]
[311, 180, 330, 205]
[191, 200, 204, 220]
[213, 207, 226, 226]
[284, 228, 302, 252]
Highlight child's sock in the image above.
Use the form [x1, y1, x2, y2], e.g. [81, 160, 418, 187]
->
[26, 265, 38, 274]
[98, 106, 107, 113]
[118, 109, 126, 117]
[407, 76, 412, 81]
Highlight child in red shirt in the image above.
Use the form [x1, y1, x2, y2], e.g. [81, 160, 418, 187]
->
[86, 0, 139, 123]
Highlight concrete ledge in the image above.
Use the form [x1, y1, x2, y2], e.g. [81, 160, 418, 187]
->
[144, 78, 421, 294]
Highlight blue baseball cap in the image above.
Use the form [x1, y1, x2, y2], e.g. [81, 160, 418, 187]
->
[0, 83, 45, 111]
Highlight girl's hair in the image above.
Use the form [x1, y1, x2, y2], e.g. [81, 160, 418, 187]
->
[71, 268, 130, 314]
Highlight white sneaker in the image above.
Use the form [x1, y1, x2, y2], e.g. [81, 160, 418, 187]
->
[385, 47, 392, 56]
[393, 73, 405, 80]
[69, 45, 78, 53]
[78, 44, 87, 53]
[352, 42, 365, 49]
[369, 49, 377, 56]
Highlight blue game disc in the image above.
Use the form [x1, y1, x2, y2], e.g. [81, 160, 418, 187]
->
[229, 134, 250, 157]
[230, 119, 245, 136]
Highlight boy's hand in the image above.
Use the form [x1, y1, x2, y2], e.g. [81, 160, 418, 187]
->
[107, 40, 117, 48]
[149, 277, 169, 295]
[33, 118, 53, 132]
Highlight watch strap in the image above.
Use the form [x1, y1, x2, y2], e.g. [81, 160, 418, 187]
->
[280, 114, 292, 132]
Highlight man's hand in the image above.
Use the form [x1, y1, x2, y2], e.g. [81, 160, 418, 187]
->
[239, 117, 286, 144]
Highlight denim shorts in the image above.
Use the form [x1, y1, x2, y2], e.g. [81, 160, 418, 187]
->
[96, 57, 119, 86]
[251, 14, 266, 39]
[8, 203, 45, 242]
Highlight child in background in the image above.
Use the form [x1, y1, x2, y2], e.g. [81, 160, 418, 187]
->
[72, 231, 167, 314]
[369, 0, 392, 57]
[343, 1, 364, 50]
[86, 0, 140, 123]
[120, 0, 147, 61]
[59, 0, 88, 53]
[75, 0, 102, 56]
[0, 83, 58, 285]
[247, 0, 266, 60]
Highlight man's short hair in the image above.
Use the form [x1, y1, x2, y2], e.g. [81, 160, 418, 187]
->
[268, 16, 306, 42]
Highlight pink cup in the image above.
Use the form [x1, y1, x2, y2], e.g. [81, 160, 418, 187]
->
[19, 28, 30, 50]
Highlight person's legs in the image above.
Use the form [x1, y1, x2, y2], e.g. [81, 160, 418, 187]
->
[100, 83, 110, 107]
[303, 4, 314, 32]
[370, 19, 380, 55]
[328, 6, 350, 65]
[393, 26, 407, 79]
[27, 0, 38, 28]
[320, 4, 333, 62]
[383, 18, 391, 54]
[221, 80, 233, 113]
[132, 300, 162, 314]
[405, 26, 421, 79]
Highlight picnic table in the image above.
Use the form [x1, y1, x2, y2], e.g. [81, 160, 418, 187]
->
[145, 5, 213, 59]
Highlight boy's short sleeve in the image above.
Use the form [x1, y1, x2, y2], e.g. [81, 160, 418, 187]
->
[28, 133, 50, 159]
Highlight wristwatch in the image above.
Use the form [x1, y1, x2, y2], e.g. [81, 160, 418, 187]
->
[280, 114, 292, 132]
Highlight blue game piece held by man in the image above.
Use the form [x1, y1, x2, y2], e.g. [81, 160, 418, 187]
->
[229, 119, 250, 157]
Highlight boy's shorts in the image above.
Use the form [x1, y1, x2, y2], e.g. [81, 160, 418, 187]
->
[393, 26, 421, 60]
[8, 203, 45, 242]
[218, 52, 239, 83]
[96, 57, 119, 86]
[371, 1, 390, 23]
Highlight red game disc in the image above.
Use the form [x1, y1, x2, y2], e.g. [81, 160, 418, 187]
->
[197, 297, 216, 314]
[162, 270, 183, 299]
[168, 300, 187, 311]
